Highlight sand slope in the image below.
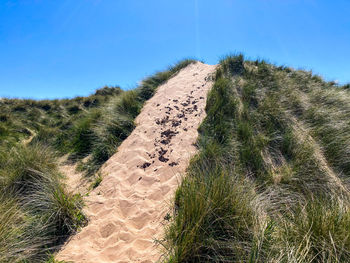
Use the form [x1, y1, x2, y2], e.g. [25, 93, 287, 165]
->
[57, 62, 216, 262]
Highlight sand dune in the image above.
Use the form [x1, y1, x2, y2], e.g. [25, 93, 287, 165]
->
[57, 62, 216, 262]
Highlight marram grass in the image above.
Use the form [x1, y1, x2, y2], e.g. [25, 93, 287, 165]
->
[163, 55, 350, 262]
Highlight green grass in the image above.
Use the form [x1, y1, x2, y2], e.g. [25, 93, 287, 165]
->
[164, 55, 350, 262]
[90, 173, 103, 190]
[0, 143, 86, 262]
[0, 195, 35, 263]
[164, 164, 258, 262]
[0, 86, 122, 149]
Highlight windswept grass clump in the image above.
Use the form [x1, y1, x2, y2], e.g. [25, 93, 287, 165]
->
[273, 198, 350, 262]
[165, 164, 258, 262]
[0, 195, 36, 263]
[164, 55, 350, 262]
[0, 143, 85, 262]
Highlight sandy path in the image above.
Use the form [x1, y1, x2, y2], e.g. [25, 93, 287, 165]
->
[59, 155, 89, 195]
[57, 62, 216, 262]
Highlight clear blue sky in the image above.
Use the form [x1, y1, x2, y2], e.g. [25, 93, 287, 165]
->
[1, 0, 349, 99]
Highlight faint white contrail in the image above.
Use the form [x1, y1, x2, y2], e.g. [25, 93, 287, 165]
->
[194, 0, 200, 59]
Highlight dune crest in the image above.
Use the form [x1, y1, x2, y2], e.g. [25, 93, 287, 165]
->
[57, 62, 216, 262]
